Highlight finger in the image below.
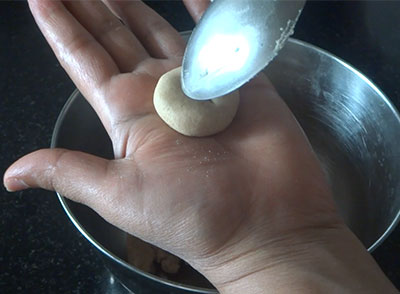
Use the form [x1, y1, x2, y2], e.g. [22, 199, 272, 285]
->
[183, 0, 210, 23]
[64, 0, 149, 73]
[110, 0, 186, 59]
[28, 0, 119, 123]
[101, 0, 130, 26]
[3, 149, 108, 198]
[28, 0, 145, 136]
[3, 149, 134, 218]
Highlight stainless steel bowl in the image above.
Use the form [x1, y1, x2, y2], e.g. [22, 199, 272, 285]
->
[52, 34, 400, 293]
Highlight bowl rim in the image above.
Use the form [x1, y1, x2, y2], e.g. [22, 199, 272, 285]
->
[51, 34, 400, 291]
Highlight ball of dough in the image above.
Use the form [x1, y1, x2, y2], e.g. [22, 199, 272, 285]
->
[153, 67, 240, 137]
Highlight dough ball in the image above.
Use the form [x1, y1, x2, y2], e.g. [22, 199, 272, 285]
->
[126, 235, 182, 275]
[155, 248, 181, 274]
[153, 67, 240, 137]
[126, 235, 156, 273]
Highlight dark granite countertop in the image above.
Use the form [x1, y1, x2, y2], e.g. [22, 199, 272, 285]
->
[1, 1, 399, 293]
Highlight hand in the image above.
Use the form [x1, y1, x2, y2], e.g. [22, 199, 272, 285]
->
[4, 1, 397, 293]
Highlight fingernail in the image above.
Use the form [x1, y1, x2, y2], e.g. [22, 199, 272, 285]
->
[4, 177, 29, 192]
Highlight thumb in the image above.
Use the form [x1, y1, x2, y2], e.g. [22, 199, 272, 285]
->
[3, 148, 114, 209]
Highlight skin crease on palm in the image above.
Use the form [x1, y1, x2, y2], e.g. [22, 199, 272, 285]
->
[3, 0, 398, 293]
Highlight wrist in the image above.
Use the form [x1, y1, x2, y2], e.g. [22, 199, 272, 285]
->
[192, 224, 397, 294]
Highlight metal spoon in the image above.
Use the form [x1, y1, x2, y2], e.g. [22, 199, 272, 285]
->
[181, 0, 306, 100]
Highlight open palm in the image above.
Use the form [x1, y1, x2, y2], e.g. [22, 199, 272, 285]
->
[5, 0, 343, 284]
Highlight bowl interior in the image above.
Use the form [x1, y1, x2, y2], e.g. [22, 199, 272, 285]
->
[264, 39, 400, 250]
[52, 38, 400, 291]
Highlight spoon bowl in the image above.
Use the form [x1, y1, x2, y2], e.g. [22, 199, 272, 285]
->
[182, 0, 305, 100]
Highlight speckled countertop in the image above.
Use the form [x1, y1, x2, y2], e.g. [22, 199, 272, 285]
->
[1, 1, 399, 293]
